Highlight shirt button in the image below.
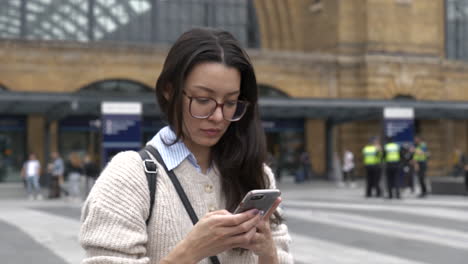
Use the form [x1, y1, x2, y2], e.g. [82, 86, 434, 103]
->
[204, 184, 213, 193]
[209, 205, 216, 212]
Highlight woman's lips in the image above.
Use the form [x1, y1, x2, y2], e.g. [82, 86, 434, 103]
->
[201, 129, 221, 137]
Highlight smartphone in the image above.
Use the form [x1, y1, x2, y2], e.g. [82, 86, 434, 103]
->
[233, 189, 281, 215]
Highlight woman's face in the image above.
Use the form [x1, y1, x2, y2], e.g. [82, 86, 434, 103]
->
[181, 62, 241, 154]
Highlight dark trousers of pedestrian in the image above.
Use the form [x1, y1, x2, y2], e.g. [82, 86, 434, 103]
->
[365, 165, 381, 197]
[386, 163, 400, 199]
[303, 165, 312, 181]
[343, 169, 354, 183]
[402, 164, 414, 193]
[48, 176, 61, 198]
[295, 171, 305, 183]
[417, 162, 428, 196]
[275, 166, 282, 183]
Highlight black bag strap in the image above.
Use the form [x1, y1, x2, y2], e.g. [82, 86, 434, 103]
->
[138, 147, 158, 225]
[144, 145, 221, 264]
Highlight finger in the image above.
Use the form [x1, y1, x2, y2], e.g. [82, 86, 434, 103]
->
[206, 209, 231, 216]
[249, 232, 262, 245]
[254, 219, 269, 233]
[230, 225, 257, 248]
[263, 197, 282, 221]
[218, 209, 260, 227]
[223, 212, 262, 236]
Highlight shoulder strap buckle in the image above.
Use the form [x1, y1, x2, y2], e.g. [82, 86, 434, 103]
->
[143, 159, 158, 174]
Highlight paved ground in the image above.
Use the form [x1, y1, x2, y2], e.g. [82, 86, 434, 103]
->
[280, 179, 468, 264]
[1, 178, 467, 263]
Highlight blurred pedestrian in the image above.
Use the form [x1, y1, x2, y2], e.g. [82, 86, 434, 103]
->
[362, 137, 382, 197]
[297, 149, 312, 183]
[414, 136, 429, 198]
[451, 148, 464, 177]
[384, 137, 401, 199]
[400, 143, 415, 194]
[48, 151, 65, 199]
[463, 153, 468, 195]
[21, 153, 42, 200]
[66, 152, 83, 201]
[342, 149, 355, 187]
[83, 154, 99, 198]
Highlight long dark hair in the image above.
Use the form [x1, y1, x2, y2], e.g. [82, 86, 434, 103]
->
[155, 28, 282, 224]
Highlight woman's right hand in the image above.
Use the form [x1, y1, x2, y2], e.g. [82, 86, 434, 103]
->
[162, 208, 262, 263]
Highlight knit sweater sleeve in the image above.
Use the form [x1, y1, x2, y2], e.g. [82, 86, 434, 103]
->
[80, 151, 151, 264]
[264, 165, 294, 264]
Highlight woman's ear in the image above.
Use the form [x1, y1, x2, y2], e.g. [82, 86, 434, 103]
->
[162, 84, 172, 100]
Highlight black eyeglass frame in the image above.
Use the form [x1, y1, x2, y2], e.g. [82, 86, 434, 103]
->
[182, 91, 250, 121]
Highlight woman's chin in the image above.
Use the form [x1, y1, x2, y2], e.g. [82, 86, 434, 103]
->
[196, 137, 221, 148]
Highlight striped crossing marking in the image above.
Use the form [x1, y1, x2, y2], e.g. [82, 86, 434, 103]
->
[286, 208, 468, 251]
[290, 232, 428, 264]
[284, 200, 468, 221]
[282, 193, 468, 264]
[0, 207, 84, 264]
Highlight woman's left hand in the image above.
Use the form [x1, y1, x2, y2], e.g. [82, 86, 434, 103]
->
[241, 197, 282, 258]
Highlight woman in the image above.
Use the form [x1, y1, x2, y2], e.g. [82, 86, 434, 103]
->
[80, 28, 293, 263]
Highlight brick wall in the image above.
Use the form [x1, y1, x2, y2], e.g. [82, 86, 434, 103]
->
[2, 0, 468, 177]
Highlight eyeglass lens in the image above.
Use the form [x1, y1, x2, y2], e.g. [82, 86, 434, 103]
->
[190, 97, 247, 121]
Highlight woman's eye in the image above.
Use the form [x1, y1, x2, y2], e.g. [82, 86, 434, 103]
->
[194, 97, 211, 104]
[225, 101, 238, 107]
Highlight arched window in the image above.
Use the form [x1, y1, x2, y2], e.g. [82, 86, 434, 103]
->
[258, 84, 289, 98]
[446, 0, 468, 61]
[78, 79, 152, 94]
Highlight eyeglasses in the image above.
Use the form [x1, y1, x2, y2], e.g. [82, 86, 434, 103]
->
[183, 91, 249, 121]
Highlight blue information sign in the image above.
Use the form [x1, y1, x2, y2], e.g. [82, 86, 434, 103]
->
[384, 108, 414, 145]
[261, 118, 304, 132]
[101, 102, 142, 167]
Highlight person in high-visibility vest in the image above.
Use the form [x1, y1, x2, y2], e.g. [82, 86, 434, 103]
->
[414, 136, 429, 198]
[384, 137, 401, 199]
[362, 137, 382, 197]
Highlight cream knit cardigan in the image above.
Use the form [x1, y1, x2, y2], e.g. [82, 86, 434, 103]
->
[80, 151, 294, 264]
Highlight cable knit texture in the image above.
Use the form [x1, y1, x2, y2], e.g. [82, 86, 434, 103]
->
[80, 151, 293, 264]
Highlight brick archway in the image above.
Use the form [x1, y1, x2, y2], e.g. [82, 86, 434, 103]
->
[258, 83, 290, 97]
[0, 83, 9, 91]
[78, 79, 154, 93]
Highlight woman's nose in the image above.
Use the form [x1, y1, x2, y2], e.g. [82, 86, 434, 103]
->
[208, 105, 224, 121]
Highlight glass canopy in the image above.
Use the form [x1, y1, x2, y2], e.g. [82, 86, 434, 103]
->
[0, 0, 259, 47]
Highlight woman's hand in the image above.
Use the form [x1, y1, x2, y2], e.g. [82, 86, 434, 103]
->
[240, 197, 282, 262]
[163, 208, 263, 263]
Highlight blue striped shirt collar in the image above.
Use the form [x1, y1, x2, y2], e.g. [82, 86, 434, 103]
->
[147, 126, 202, 172]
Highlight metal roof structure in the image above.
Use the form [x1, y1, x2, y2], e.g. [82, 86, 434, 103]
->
[2, 91, 468, 123]
[0, 91, 159, 120]
[0, 0, 151, 41]
[260, 97, 468, 123]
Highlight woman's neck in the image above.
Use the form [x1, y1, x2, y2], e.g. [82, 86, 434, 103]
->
[196, 152, 210, 174]
[184, 141, 211, 173]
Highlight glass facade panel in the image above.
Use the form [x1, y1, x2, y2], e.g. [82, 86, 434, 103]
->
[0, 116, 26, 182]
